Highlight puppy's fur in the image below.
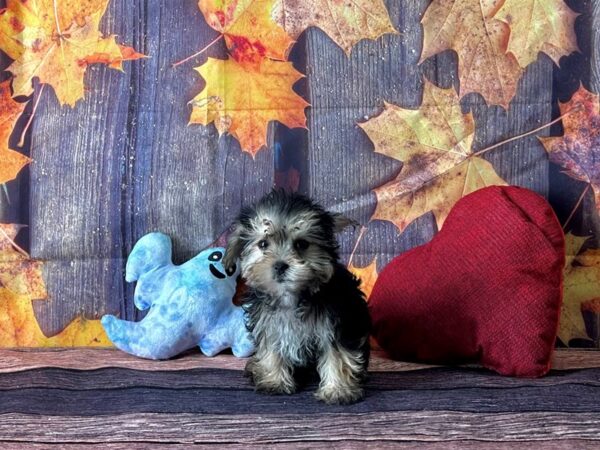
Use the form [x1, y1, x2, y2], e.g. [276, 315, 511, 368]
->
[223, 190, 370, 404]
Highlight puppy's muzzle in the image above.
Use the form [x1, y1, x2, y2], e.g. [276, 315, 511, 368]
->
[273, 261, 289, 281]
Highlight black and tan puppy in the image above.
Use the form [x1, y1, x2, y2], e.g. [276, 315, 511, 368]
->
[223, 190, 370, 404]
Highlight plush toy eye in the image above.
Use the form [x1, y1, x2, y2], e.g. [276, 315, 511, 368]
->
[258, 239, 269, 249]
[209, 251, 222, 261]
[226, 264, 237, 276]
[294, 239, 309, 251]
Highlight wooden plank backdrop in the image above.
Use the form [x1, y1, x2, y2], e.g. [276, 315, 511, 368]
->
[0, 0, 598, 344]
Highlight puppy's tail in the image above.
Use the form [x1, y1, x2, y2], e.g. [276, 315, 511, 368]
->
[126, 232, 173, 282]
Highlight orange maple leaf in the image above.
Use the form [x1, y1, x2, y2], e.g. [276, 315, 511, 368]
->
[1, 0, 143, 107]
[349, 259, 378, 300]
[495, 0, 579, 68]
[420, 0, 523, 108]
[190, 56, 308, 156]
[0, 223, 111, 347]
[198, 0, 294, 62]
[0, 80, 30, 184]
[540, 86, 600, 213]
[359, 81, 507, 233]
[273, 0, 396, 54]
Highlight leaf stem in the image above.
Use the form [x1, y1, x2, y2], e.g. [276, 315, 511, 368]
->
[18, 84, 45, 147]
[172, 35, 224, 68]
[0, 226, 29, 258]
[348, 225, 367, 267]
[563, 184, 591, 231]
[472, 105, 582, 157]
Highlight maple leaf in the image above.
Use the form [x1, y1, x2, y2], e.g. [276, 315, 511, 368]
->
[0, 223, 111, 347]
[349, 258, 377, 300]
[539, 86, 600, 214]
[2, 0, 143, 107]
[359, 81, 507, 233]
[420, 0, 523, 108]
[272, 0, 396, 54]
[0, 80, 30, 184]
[495, 0, 579, 68]
[190, 56, 308, 155]
[0, 288, 112, 347]
[559, 233, 599, 345]
[198, 0, 294, 62]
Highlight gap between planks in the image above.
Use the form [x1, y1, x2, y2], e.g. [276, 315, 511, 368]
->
[0, 348, 597, 374]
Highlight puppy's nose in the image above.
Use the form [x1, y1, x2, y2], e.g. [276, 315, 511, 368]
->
[273, 261, 289, 277]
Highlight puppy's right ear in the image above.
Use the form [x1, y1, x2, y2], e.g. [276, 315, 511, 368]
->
[223, 222, 246, 271]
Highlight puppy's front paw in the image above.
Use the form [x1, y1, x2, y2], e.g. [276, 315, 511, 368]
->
[254, 376, 297, 395]
[315, 384, 364, 405]
[246, 357, 296, 394]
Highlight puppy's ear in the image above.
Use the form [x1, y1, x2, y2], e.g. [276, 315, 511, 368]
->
[223, 223, 247, 270]
[331, 213, 359, 233]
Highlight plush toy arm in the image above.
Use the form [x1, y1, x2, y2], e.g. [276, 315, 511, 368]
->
[126, 233, 173, 282]
[133, 287, 152, 310]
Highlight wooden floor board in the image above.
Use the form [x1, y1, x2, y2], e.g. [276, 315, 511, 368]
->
[0, 348, 598, 374]
[0, 412, 599, 444]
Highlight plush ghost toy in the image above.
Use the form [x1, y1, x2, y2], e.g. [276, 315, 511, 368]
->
[101, 232, 254, 360]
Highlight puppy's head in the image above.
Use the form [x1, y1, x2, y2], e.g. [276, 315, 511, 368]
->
[223, 190, 356, 296]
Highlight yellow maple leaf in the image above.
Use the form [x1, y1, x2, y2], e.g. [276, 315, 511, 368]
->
[559, 233, 598, 345]
[495, 0, 579, 68]
[273, 0, 396, 54]
[0, 224, 111, 347]
[198, 0, 294, 62]
[420, 0, 523, 108]
[0, 80, 30, 184]
[0, 288, 111, 347]
[349, 259, 378, 300]
[2, 0, 143, 107]
[359, 81, 507, 233]
[190, 56, 309, 155]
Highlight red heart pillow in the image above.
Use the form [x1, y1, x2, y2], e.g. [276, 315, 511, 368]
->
[369, 186, 564, 377]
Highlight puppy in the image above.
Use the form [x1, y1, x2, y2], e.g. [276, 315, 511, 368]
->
[223, 189, 370, 404]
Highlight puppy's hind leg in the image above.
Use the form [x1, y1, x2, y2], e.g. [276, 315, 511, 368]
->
[246, 348, 296, 395]
[315, 345, 365, 405]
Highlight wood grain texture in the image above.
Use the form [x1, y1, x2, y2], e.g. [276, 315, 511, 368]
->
[27, 0, 274, 335]
[5, 442, 596, 450]
[300, 0, 553, 269]
[1, 365, 600, 391]
[0, 412, 599, 444]
[0, 349, 597, 374]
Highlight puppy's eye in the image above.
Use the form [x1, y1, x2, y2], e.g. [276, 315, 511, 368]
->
[294, 239, 309, 251]
[258, 239, 269, 250]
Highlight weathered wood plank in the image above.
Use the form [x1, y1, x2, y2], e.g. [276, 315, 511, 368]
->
[5, 441, 596, 450]
[28, 0, 274, 333]
[2, 384, 600, 415]
[27, 0, 139, 335]
[0, 349, 597, 373]
[0, 412, 599, 444]
[0, 366, 599, 391]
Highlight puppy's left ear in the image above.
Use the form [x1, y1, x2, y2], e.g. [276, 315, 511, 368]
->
[223, 223, 246, 271]
[332, 213, 359, 233]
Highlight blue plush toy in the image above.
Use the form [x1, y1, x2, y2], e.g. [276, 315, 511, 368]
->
[101, 232, 254, 360]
